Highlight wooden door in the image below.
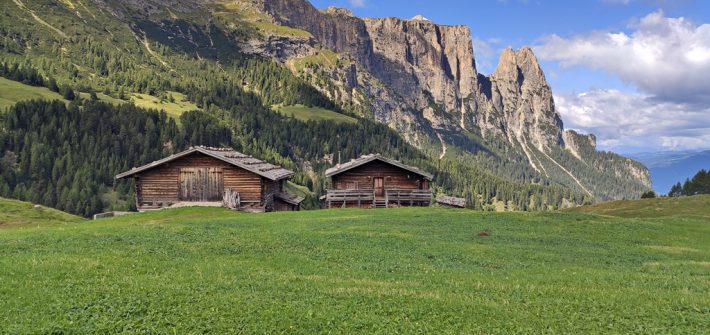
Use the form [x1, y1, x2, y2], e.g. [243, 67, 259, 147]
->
[180, 168, 223, 201]
[374, 177, 384, 197]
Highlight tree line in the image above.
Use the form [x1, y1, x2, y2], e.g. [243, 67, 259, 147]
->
[668, 169, 710, 197]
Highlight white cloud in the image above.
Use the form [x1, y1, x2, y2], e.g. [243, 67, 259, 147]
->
[348, 0, 366, 7]
[556, 89, 710, 151]
[472, 37, 505, 74]
[535, 11, 710, 103]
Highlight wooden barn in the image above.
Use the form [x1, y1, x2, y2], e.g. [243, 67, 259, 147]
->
[324, 154, 433, 208]
[115, 146, 304, 212]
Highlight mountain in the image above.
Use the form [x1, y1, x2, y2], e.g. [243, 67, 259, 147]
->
[628, 150, 710, 194]
[0, 0, 650, 216]
[251, 0, 650, 198]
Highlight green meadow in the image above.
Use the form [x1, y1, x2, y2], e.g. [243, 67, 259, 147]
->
[0, 196, 708, 333]
[272, 103, 358, 124]
[0, 77, 65, 110]
[130, 92, 200, 119]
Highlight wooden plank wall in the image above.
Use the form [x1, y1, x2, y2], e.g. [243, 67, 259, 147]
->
[331, 161, 427, 191]
[179, 167, 224, 201]
[137, 153, 263, 206]
[262, 179, 282, 211]
[273, 198, 298, 211]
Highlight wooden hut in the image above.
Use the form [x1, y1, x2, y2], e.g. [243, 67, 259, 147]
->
[115, 146, 303, 212]
[324, 154, 433, 208]
[436, 195, 467, 208]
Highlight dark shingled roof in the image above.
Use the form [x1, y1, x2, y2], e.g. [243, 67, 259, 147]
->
[275, 192, 305, 205]
[325, 154, 433, 180]
[115, 146, 294, 181]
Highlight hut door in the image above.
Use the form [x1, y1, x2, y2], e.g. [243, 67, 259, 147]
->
[180, 168, 223, 201]
[374, 177, 384, 197]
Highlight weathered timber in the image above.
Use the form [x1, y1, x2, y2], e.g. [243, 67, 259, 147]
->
[325, 154, 432, 209]
[223, 188, 240, 210]
[116, 146, 303, 212]
[436, 195, 466, 208]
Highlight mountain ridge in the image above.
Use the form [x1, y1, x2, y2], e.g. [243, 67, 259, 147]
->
[251, 0, 650, 198]
[0, 0, 651, 216]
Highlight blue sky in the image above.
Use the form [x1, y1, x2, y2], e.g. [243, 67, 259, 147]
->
[311, 0, 710, 154]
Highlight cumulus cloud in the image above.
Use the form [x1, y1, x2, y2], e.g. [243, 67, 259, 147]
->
[535, 11, 710, 103]
[556, 89, 710, 151]
[472, 37, 503, 74]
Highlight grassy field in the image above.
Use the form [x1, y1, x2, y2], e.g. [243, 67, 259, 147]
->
[272, 104, 358, 124]
[0, 77, 197, 119]
[130, 92, 200, 119]
[0, 197, 708, 333]
[0, 77, 66, 110]
[0, 197, 83, 228]
[565, 194, 710, 219]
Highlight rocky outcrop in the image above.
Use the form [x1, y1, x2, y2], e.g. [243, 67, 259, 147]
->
[362, 17, 478, 117]
[105, 0, 650, 199]
[481, 47, 563, 150]
[261, 0, 476, 128]
[254, 0, 651, 199]
[563, 129, 595, 161]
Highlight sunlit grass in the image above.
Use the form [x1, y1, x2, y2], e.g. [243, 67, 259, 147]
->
[1, 198, 708, 333]
[0, 77, 66, 110]
[272, 103, 357, 124]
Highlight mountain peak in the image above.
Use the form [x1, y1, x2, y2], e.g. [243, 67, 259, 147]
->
[492, 46, 545, 83]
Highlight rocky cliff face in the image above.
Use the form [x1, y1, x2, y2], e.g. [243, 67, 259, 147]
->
[259, 0, 560, 142]
[95, 0, 650, 199]
[249, 0, 651, 198]
[262, 0, 475, 125]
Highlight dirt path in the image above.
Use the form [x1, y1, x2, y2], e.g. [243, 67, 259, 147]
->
[133, 30, 173, 70]
[13, 0, 68, 38]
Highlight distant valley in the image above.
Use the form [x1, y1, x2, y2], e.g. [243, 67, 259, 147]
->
[629, 150, 710, 194]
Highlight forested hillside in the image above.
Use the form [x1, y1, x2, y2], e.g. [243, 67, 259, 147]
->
[0, 0, 645, 216]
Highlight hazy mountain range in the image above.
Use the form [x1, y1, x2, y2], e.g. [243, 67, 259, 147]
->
[629, 150, 710, 194]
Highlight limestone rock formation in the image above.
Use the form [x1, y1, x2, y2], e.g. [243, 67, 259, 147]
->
[96, 0, 651, 199]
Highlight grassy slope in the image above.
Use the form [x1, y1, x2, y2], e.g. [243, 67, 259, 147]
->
[272, 104, 357, 124]
[0, 77, 65, 110]
[0, 197, 83, 228]
[291, 49, 339, 72]
[0, 76, 195, 119]
[130, 92, 200, 119]
[0, 202, 708, 333]
[565, 194, 710, 219]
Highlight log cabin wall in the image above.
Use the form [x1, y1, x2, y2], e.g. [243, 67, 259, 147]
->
[331, 161, 427, 191]
[261, 179, 282, 211]
[136, 152, 263, 206]
[273, 198, 297, 211]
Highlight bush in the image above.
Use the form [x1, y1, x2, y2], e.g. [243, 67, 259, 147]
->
[641, 190, 656, 199]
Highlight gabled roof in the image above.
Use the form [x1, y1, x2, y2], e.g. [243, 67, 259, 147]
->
[115, 146, 294, 181]
[275, 192, 305, 205]
[325, 154, 433, 180]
